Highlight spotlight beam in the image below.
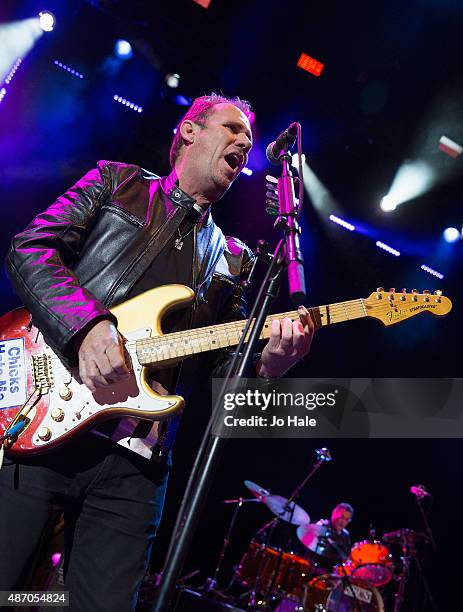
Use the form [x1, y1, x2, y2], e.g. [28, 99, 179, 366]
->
[0, 19, 43, 83]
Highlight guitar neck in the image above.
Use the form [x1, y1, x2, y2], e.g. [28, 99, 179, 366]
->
[136, 298, 367, 366]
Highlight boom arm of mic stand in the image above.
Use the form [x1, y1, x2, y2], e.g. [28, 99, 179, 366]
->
[277, 155, 307, 304]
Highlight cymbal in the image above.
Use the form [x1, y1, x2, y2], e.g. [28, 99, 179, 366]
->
[297, 522, 330, 552]
[265, 494, 310, 525]
[383, 528, 427, 546]
[244, 480, 270, 499]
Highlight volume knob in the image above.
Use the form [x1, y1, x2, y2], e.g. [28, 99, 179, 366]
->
[51, 407, 65, 422]
[59, 386, 73, 401]
[37, 427, 52, 441]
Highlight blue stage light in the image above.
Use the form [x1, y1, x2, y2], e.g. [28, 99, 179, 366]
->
[443, 227, 460, 243]
[113, 94, 143, 113]
[54, 60, 84, 79]
[376, 241, 400, 256]
[329, 214, 355, 231]
[241, 167, 253, 176]
[114, 39, 133, 60]
[421, 265, 444, 280]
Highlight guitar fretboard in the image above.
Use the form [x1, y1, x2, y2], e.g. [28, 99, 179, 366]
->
[135, 298, 367, 366]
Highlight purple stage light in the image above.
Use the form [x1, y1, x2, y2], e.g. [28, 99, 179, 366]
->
[376, 241, 400, 256]
[53, 60, 84, 79]
[329, 214, 355, 231]
[174, 94, 191, 106]
[113, 94, 143, 113]
[0, 88, 7, 103]
[4, 58, 22, 85]
[241, 167, 253, 176]
[420, 265, 444, 280]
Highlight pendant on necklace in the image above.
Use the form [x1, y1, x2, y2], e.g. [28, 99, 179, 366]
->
[174, 238, 183, 250]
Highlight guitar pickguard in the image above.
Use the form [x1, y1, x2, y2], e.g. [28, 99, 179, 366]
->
[31, 327, 180, 450]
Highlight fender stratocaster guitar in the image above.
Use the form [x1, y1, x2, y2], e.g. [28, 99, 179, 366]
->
[0, 284, 452, 456]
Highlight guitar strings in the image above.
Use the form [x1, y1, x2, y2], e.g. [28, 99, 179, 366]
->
[46, 297, 441, 367]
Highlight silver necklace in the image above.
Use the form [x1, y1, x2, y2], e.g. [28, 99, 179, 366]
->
[174, 224, 195, 251]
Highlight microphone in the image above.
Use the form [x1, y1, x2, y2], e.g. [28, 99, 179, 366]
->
[410, 484, 432, 498]
[266, 123, 298, 165]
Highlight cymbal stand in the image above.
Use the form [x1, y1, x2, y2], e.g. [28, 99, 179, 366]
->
[202, 497, 260, 593]
[393, 539, 437, 612]
[262, 449, 332, 608]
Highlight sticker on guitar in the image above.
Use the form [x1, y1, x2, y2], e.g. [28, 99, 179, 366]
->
[0, 338, 27, 410]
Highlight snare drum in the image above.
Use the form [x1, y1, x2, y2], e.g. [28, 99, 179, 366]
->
[350, 541, 394, 587]
[237, 540, 311, 599]
[304, 574, 385, 611]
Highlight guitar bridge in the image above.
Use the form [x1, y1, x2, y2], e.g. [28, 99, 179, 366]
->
[32, 354, 53, 392]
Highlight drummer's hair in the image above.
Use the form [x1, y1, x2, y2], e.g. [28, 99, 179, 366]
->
[335, 502, 354, 515]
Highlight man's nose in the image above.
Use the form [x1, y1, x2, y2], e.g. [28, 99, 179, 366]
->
[236, 132, 252, 153]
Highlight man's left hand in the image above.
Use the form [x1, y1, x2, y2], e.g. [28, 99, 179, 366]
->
[256, 306, 315, 378]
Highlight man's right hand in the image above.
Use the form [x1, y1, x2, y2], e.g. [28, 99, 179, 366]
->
[74, 319, 131, 393]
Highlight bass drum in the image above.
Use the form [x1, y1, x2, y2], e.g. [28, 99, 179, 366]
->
[303, 575, 384, 612]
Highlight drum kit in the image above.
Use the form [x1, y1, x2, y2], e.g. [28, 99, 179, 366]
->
[222, 480, 430, 611]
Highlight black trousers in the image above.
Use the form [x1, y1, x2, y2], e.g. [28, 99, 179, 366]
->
[0, 433, 170, 611]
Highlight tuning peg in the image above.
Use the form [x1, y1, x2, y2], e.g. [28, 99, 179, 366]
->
[376, 287, 384, 292]
[411, 289, 418, 301]
[434, 289, 442, 296]
[434, 289, 442, 303]
[389, 288, 395, 292]
[375, 287, 384, 299]
[423, 289, 430, 293]
[400, 288, 407, 301]
[423, 289, 430, 302]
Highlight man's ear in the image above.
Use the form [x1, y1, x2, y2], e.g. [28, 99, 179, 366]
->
[179, 120, 196, 146]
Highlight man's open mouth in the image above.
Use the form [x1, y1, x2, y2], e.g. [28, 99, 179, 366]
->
[224, 153, 242, 171]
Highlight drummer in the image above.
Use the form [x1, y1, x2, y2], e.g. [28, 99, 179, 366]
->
[303, 502, 354, 571]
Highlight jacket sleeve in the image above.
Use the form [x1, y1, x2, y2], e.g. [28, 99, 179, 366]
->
[5, 161, 118, 363]
[210, 240, 260, 377]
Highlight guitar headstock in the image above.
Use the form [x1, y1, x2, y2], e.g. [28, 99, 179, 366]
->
[364, 288, 452, 326]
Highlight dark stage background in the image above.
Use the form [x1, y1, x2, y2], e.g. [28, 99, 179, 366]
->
[1, 1, 462, 609]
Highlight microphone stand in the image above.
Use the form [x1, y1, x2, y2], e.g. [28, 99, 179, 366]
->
[152, 128, 307, 611]
[152, 241, 286, 612]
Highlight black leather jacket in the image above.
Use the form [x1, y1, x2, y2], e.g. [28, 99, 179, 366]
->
[6, 161, 254, 380]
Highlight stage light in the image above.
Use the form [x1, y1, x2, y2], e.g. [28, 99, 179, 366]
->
[421, 265, 444, 280]
[0, 88, 7, 103]
[114, 39, 133, 60]
[439, 135, 462, 159]
[380, 195, 397, 212]
[4, 58, 22, 85]
[376, 241, 400, 256]
[38, 11, 56, 32]
[241, 167, 253, 176]
[291, 153, 306, 165]
[382, 161, 434, 210]
[174, 94, 191, 106]
[329, 214, 355, 231]
[113, 94, 143, 113]
[297, 52, 324, 77]
[165, 73, 180, 88]
[443, 227, 460, 243]
[54, 60, 84, 79]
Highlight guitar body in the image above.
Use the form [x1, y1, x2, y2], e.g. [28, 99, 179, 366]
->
[0, 285, 193, 456]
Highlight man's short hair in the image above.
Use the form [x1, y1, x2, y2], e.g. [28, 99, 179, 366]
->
[169, 93, 252, 168]
[334, 502, 354, 515]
